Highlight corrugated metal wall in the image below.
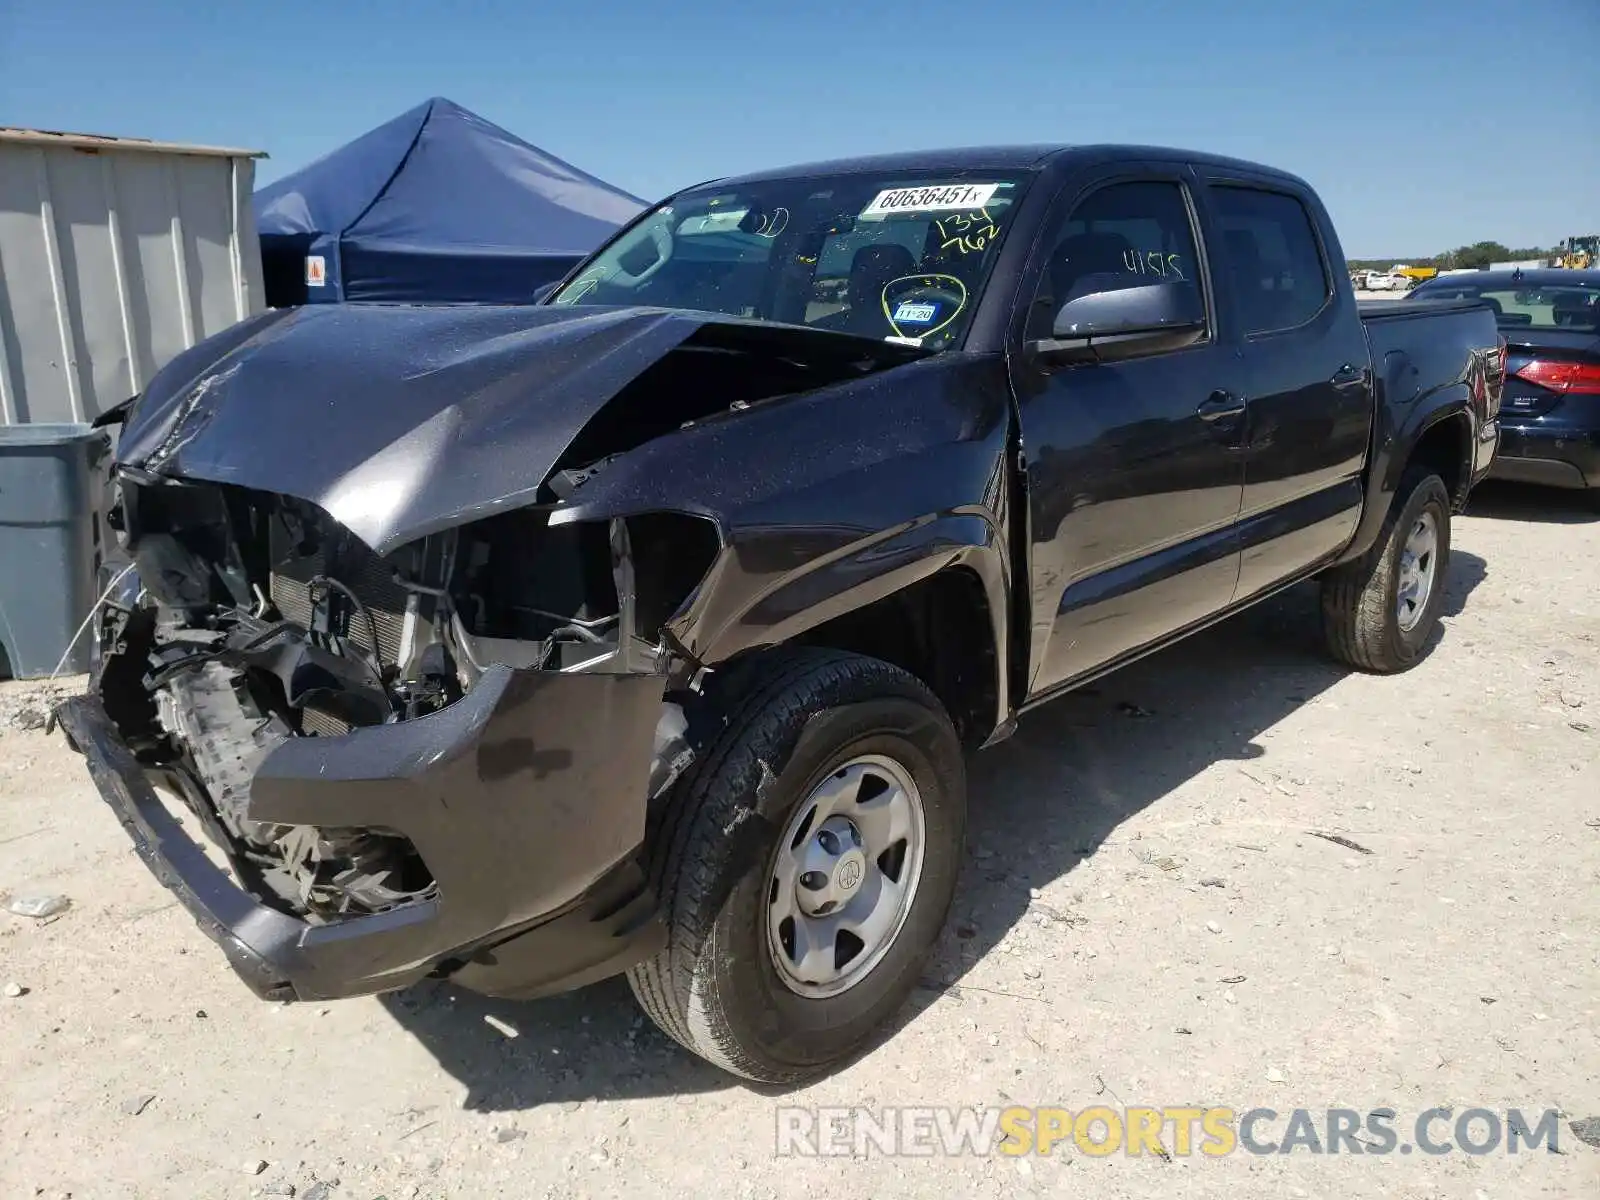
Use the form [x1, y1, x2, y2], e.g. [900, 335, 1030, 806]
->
[0, 139, 266, 425]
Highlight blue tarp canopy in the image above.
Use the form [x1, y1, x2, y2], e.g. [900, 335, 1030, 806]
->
[254, 97, 646, 305]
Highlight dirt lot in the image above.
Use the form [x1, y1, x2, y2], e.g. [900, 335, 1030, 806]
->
[2, 481, 1597, 1200]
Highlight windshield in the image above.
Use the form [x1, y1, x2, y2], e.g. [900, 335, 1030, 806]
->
[549, 171, 1035, 350]
[1413, 279, 1600, 333]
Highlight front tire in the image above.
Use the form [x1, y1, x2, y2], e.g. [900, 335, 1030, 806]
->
[627, 648, 966, 1084]
[1320, 469, 1452, 672]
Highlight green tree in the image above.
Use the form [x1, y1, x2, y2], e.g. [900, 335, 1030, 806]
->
[1441, 242, 1513, 269]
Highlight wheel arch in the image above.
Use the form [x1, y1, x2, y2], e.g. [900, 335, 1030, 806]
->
[676, 517, 1012, 748]
[1405, 407, 1474, 511]
[1338, 389, 1474, 566]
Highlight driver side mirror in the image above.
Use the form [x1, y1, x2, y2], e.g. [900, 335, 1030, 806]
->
[1028, 280, 1206, 366]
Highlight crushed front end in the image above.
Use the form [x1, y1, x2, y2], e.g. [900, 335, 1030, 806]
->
[57, 473, 699, 1002]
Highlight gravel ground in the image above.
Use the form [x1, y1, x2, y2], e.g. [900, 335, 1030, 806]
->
[1, 481, 1596, 1200]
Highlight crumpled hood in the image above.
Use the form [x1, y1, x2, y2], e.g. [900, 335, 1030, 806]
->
[116, 303, 760, 554]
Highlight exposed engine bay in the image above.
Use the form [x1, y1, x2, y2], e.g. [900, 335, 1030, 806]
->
[96, 476, 708, 925]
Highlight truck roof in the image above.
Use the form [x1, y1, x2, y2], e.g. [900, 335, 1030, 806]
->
[710, 144, 1307, 188]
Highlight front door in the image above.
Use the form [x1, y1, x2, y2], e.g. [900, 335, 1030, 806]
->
[1010, 170, 1248, 696]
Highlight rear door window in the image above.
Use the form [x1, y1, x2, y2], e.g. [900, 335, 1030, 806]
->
[1209, 186, 1331, 335]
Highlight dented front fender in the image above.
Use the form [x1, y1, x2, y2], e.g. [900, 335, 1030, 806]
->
[551, 353, 1017, 709]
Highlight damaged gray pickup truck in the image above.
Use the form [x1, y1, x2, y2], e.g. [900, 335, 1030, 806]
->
[57, 144, 1503, 1083]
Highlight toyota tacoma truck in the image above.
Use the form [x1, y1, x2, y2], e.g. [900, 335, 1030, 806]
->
[56, 145, 1503, 1084]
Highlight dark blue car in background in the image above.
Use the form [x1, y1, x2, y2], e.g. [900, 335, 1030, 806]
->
[1412, 269, 1600, 507]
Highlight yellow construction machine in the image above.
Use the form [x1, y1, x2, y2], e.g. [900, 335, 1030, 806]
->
[1553, 236, 1598, 270]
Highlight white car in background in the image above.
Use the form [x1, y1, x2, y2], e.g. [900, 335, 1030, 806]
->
[1362, 270, 1405, 291]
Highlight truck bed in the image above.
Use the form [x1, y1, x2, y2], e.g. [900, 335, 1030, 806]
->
[1357, 295, 1502, 497]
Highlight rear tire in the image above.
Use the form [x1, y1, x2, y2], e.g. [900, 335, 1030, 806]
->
[1320, 469, 1452, 672]
[627, 648, 965, 1084]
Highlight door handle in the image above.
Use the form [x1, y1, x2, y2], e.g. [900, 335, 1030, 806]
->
[1197, 390, 1246, 421]
[1331, 362, 1366, 390]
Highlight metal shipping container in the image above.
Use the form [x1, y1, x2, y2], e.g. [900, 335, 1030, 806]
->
[0, 126, 267, 426]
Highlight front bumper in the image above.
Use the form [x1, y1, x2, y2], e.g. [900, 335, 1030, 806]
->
[1489, 422, 1600, 490]
[56, 664, 668, 1002]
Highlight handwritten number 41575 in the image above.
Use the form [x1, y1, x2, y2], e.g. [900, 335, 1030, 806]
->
[1125, 249, 1185, 280]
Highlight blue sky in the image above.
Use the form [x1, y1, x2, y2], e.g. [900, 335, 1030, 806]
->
[2, 0, 1596, 257]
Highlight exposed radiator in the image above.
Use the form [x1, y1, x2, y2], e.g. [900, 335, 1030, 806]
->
[268, 520, 410, 739]
[269, 532, 409, 667]
[299, 706, 352, 738]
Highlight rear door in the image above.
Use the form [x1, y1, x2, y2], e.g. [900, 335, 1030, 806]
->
[1008, 164, 1248, 696]
[1194, 175, 1374, 601]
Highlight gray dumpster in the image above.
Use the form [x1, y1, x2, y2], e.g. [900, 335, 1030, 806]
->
[0, 423, 109, 679]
